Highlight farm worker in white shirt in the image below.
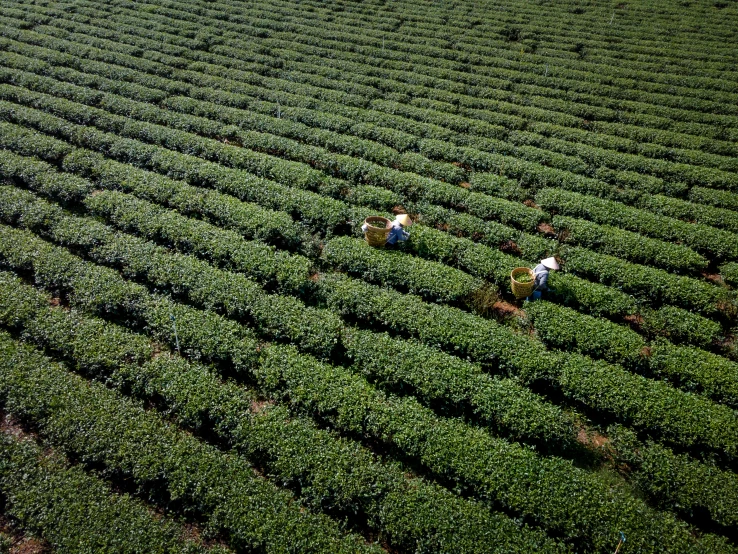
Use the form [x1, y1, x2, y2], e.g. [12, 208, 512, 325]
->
[529, 257, 559, 301]
[386, 214, 412, 245]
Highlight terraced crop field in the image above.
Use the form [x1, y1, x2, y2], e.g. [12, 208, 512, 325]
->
[0, 0, 737, 552]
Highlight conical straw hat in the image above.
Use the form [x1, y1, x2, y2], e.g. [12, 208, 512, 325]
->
[395, 214, 413, 227]
[541, 257, 559, 270]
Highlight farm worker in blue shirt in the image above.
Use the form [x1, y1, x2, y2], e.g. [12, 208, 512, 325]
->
[386, 214, 412, 245]
[529, 257, 559, 301]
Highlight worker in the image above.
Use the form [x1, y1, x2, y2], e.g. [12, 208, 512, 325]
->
[386, 214, 412, 245]
[528, 257, 559, 301]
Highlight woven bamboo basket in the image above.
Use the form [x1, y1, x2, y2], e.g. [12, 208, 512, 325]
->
[511, 267, 536, 299]
[364, 216, 391, 247]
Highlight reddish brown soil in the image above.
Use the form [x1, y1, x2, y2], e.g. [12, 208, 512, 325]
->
[458, 181, 470, 189]
[702, 272, 723, 284]
[499, 240, 521, 255]
[0, 521, 49, 554]
[537, 222, 556, 236]
[576, 427, 611, 451]
[391, 206, 407, 215]
[622, 314, 644, 332]
[48, 297, 61, 308]
[493, 300, 523, 318]
[0, 414, 26, 439]
[523, 199, 540, 209]
[250, 399, 274, 414]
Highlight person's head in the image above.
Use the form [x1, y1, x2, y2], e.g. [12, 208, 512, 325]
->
[541, 257, 559, 270]
[395, 214, 413, 227]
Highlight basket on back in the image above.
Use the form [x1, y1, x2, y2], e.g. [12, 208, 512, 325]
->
[364, 216, 391, 247]
[510, 267, 536, 299]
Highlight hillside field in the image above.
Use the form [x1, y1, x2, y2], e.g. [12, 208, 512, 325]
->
[1, 0, 738, 552]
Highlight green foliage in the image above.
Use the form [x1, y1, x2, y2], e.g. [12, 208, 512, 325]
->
[562, 246, 734, 318]
[647, 341, 738, 408]
[538, 188, 738, 261]
[640, 305, 723, 348]
[0, 333, 376, 553]
[343, 328, 575, 446]
[0, 271, 560, 554]
[721, 262, 738, 288]
[554, 215, 707, 273]
[1, 228, 730, 552]
[0, 103, 353, 232]
[1, 2, 738, 549]
[0, 184, 340, 359]
[316, 274, 738, 458]
[0, 433, 214, 554]
[609, 425, 738, 529]
[526, 301, 646, 367]
[324, 235, 483, 304]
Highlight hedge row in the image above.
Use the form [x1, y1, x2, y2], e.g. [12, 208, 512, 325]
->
[720, 262, 738, 288]
[0, 109, 644, 327]
[207, 6, 738, 132]
[553, 215, 707, 274]
[0, 184, 341, 359]
[0, 109, 654, 324]
[647, 341, 738, 409]
[0, 75, 543, 230]
[525, 300, 647, 368]
[690, 186, 738, 214]
[0, 81, 337, 192]
[161, 93, 466, 184]
[373, 98, 734, 193]
[25, 0, 725, 108]
[0, 187, 582, 452]
[638, 194, 738, 235]
[66, 148, 306, 250]
[85, 190, 311, 292]
[25, 0, 738, 153]
[9, 24, 721, 223]
[215, 0, 737, 79]
[1, 7, 724, 197]
[0, 430, 218, 554]
[0, 272, 562, 554]
[0, 149, 311, 292]
[639, 305, 723, 349]
[323, 235, 483, 304]
[341, 327, 576, 448]
[5, 27, 732, 247]
[538, 188, 738, 262]
[36, 0, 738, 107]
[525, 301, 737, 407]
[1, 223, 733, 553]
[315, 273, 738, 459]
[7, 0, 738, 169]
[227, 0, 738, 113]
[562, 247, 734, 318]
[0, 100, 359, 232]
[403, 216, 639, 318]
[2, 42, 732, 328]
[608, 425, 738, 530]
[0, 333, 377, 554]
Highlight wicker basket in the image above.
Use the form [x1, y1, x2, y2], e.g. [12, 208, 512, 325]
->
[364, 216, 391, 247]
[511, 267, 536, 299]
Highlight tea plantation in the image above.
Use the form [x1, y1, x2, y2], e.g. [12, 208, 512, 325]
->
[0, 0, 737, 552]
